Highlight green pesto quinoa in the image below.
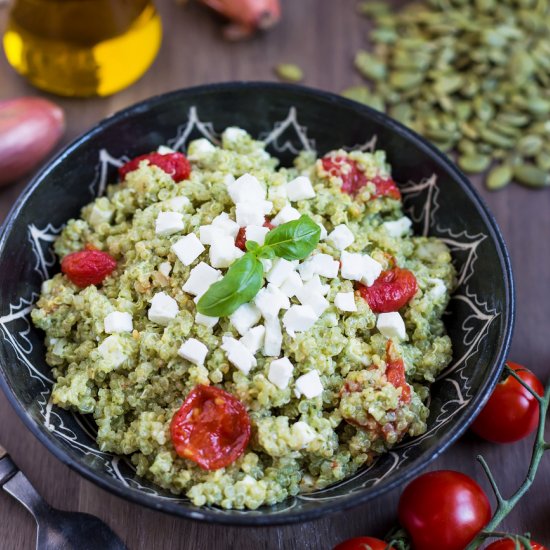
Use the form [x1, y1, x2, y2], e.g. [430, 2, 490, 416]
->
[32, 128, 456, 510]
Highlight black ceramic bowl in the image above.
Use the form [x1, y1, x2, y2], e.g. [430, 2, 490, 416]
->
[0, 83, 514, 525]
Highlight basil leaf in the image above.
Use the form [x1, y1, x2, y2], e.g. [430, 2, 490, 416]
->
[196, 253, 263, 317]
[245, 240, 260, 254]
[263, 215, 321, 260]
[257, 246, 276, 260]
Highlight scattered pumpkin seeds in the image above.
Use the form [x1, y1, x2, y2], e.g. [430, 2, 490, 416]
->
[274, 63, 303, 83]
[344, 0, 550, 191]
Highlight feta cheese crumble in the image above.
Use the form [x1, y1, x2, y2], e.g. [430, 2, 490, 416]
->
[148, 292, 179, 326]
[383, 216, 412, 238]
[178, 338, 208, 366]
[327, 224, 355, 251]
[295, 370, 324, 399]
[229, 303, 261, 336]
[182, 262, 222, 297]
[285, 176, 315, 201]
[334, 292, 357, 312]
[340, 251, 383, 286]
[155, 212, 184, 236]
[171, 234, 205, 266]
[377, 312, 407, 341]
[268, 357, 294, 390]
[104, 311, 133, 334]
[282, 305, 318, 337]
[221, 336, 257, 374]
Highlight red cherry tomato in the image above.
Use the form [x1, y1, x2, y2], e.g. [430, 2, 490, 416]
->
[471, 362, 544, 443]
[398, 470, 491, 550]
[61, 249, 117, 287]
[386, 340, 411, 403]
[358, 267, 418, 313]
[170, 384, 251, 470]
[235, 217, 274, 251]
[486, 540, 547, 550]
[119, 151, 191, 182]
[321, 156, 400, 199]
[333, 537, 394, 550]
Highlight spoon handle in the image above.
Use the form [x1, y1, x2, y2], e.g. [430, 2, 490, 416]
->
[0, 446, 18, 486]
[3, 471, 52, 524]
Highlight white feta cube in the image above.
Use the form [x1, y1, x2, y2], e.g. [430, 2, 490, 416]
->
[158, 262, 172, 277]
[268, 357, 294, 390]
[282, 305, 318, 337]
[171, 234, 205, 266]
[178, 338, 208, 366]
[182, 262, 222, 297]
[266, 258, 297, 287]
[187, 138, 216, 161]
[212, 212, 239, 238]
[290, 421, 317, 449]
[198, 224, 224, 245]
[221, 336, 257, 375]
[164, 196, 190, 212]
[98, 335, 127, 369]
[271, 204, 301, 226]
[227, 173, 266, 204]
[89, 202, 114, 227]
[279, 271, 304, 298]
[157, 145, 175, 154]
[209, 235, 244, 268]
[229, 303, 261, 336]
[295, 370, 324, 399]
[263, 317, 283, 356]
[340, 251, 383, 286]
[303, 275, 330, 296]
[254, 284, 290, 319]
[317, 222, 328, 240]
[298, 254, 339, 280]
[377, 312, 407, 341]
[236, 201, 273, 227]
[223, 127, 248, 144]
[260, 258, 273, 273]
[327, 224, 355, 251]
[155, 211, 185, 236]
[295, 287, 329, 317]
[195, 312, 219, 328]
[428, 277, 447, 299]
[285, 176, 316, 201]
[245, 225, 270, 246]
[240, 325, 265, 354]
[148, 292, 179, 326]
[334, 292, 357, 312]
[104, 311, 133, 334]
[383, 216, 412, 238]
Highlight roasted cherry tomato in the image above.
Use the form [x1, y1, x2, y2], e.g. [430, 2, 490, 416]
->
[61, 249, 117, 287]
[358, 267, 418, 313]
[486, 539, 547, 550]
[398, 470, 491, 550]
[333, 537, 394, 550]
[170, 384, 251, 470]
[321, 156, 400, 199]
[235, 217, 274, 251]
[386, 340, 411, 403]
[471, 362, 544, 443]
[119, 151, 191, 182]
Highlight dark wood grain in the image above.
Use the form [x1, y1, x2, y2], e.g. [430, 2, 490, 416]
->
[1, 1, 549, 548]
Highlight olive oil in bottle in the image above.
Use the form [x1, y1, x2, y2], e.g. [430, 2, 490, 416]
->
[3, 0, 162, 97]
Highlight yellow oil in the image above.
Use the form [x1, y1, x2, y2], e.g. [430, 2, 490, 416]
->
[3, 0, 162, 97]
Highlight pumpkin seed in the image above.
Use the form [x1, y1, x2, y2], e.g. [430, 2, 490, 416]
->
[514, 164, 550, 187]
[487, 165, 513, 190]
[535, 151, 550, 170]
[517, 135, 544, 156]
[274, 63, 303, 82]
[458, 153, 492, 173]
[355, 51, 387, 81]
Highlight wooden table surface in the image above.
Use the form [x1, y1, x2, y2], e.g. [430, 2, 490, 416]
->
[1, 1, 549, 548]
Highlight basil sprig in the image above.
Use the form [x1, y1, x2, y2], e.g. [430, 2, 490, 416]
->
[197, 215, 321, 317]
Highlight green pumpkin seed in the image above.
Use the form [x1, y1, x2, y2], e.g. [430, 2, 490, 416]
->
[458, 154, 492, 173]
[518, 135, 544, 156]
[355, 51, 387, 81]
[514, 164, 550, 187]
[274, 64, 303, 82]
[535, 151, 550, 170]
[486, 165, 513, 190]
[389, 71, 425, 90]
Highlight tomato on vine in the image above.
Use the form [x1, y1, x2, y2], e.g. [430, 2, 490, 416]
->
[398, 470, 491, 550]
[486, 539, 547, 550]
[471, 362, 544, 443]
[333, 537, 393, 550]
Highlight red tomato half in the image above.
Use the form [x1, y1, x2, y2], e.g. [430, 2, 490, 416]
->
[321, 156, 400, 199]
[486, 540, 547, 550]
[235, 217, 274, 251]
[358, 267, 418, 313]
[61, 249, 117, 287]
[170, 385, 251, 470]
[333, 536, 394, 550]
[471, 362, 544, 443]
[398, 470, 491, 550]
[119, 151, 191, 182]
[386, 340, 411, 403]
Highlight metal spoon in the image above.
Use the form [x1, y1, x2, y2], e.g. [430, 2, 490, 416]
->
[0, 444, 127, 550]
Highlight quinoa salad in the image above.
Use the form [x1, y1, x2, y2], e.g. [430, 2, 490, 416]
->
[32, 128, 456, 510]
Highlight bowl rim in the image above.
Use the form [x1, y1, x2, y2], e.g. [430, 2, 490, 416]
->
[0, 81, 515, 526]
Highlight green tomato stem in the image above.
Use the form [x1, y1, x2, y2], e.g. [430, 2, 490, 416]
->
[466, 367, 550, 549]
